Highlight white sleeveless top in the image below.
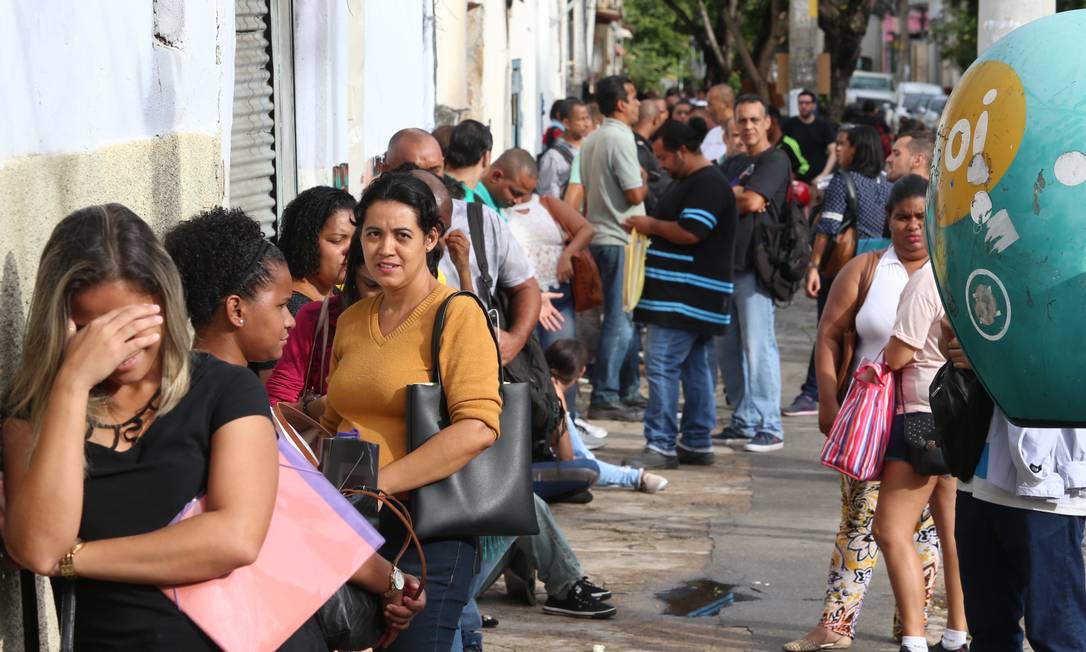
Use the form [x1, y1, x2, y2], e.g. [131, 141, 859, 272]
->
[853, 247, 910, 366]
[507, 194, 565, 291]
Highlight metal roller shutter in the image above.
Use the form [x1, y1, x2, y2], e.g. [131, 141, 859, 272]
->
[231, 0, 277, 234]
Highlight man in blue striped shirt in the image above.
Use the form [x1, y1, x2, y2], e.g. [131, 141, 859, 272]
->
[621, 118, 738, 470]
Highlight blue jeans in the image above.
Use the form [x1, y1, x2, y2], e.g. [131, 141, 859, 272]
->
[718, 271, 782, 437]
[536, 282, 579, 414]
[799, 276, 831, 400]
[568, 413, 642, 487]
[644, 325, 716, 455]
[589, 244, 639, 404]
[531, 459, 599, 499]
[454, 536, 516, 652]
[955, 491, 1086, 651]
[379, 509, 476, 652]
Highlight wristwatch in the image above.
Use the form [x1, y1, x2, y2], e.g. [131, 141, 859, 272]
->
[384, 565, 405, 600]
[59, 540, 85, 578]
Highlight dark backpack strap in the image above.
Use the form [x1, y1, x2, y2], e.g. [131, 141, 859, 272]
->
[465, 202, 494, 309]
[556, 142, 575, 166]
[840, 171, 860, 228]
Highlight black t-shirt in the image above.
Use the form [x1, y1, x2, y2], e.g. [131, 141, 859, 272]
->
[73, 353, 272, 650]
[782, 116, 836, 182]
[634, 165, 737, 335]
[719, 148, 792, 273]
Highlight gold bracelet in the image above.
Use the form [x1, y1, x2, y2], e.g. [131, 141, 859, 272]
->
[59, 540, 85, 579]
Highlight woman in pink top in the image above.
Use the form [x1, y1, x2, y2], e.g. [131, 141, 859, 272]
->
[873, 228, 969, 652]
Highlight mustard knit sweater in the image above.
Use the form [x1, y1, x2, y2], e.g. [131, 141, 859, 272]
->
[321, 284, 502, 468]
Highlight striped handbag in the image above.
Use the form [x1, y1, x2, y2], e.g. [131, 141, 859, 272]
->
[820, 358, 895, 480]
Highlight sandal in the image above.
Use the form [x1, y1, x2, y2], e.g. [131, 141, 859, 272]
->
[782, 635, 853, 651]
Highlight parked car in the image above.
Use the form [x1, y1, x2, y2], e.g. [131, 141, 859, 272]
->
[845, 71, 895, 109]
[888, 81, 945, 133]
[914, 95, 948, 131]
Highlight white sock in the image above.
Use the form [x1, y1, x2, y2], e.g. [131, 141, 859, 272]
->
[941, 629, 968, 649]
[901, 636, 927, 652]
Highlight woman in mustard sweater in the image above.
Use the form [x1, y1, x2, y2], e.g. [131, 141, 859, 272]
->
[321, 172, 502, 652]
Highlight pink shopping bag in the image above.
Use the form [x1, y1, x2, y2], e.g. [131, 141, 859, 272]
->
[161, 436, 384, 652]
[820, 359, 895, 481]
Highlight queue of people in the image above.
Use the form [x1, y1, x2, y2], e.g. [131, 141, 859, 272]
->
[2, 76, 1084, 652]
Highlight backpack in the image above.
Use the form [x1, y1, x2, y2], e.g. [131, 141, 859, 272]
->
[751, 177, 812, 306]
[465, 203, 564, 462]
[538, 142, 576, 197]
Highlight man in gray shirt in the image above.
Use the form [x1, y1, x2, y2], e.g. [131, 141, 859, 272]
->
[537, 98, 592, 198]
[580, 75, 648, 421]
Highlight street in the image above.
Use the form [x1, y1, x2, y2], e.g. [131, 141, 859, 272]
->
[480, 299, 950, 651]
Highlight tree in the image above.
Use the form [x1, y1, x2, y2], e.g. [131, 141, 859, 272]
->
[818, 0, 878, 122]
[624, 0, 698, 93]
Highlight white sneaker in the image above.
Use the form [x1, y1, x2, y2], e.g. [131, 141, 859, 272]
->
[574, 417, 608, 439]
[580, 432, 607, 451]
[638, 471, 669, 493]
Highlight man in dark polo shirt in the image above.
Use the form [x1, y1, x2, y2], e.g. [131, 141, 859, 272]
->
[716, 94, 791, 453]
[620, 119, 737, 470]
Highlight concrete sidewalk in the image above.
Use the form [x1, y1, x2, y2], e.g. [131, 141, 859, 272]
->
[480, 300, 949, 651]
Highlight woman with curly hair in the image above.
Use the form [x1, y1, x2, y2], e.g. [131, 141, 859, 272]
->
[164, 207, 425, 649]
[321, 171, 501, 651]
[2, 204, 277, 649]
[276, 186, 358, 316]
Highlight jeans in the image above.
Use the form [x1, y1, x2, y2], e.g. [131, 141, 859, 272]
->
[719, 271, 782, 437]
[643, 325, 716, 455]
[799, 276, 831, 400]
[589, 244, 639, 404]
[379, 509, 476, 652]
[536, 282, 579, 413]
[531, 459, 599, 499]
[955, 491, 1086, 651]
[568, 413, 642, 487]
[531, 493, 584, 598]
[454, 536, 515, 652]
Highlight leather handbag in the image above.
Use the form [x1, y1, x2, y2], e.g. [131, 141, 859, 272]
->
[407, 291, 539, 540]
[896, 375, 949, 476]
[930, 361, 994, 482]
[835, 250, 882, 403]
[272, 404, 427, 651]
[819, 171, 860, 279]
[540, 196, 604, 312]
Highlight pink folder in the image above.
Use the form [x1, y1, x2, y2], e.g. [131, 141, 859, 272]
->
[161, 437, 384, 651]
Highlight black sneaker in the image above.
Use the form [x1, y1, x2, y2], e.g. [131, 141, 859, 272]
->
[622, 394, 649, 409]
[621, 449, 679, 470]
[575, 577, 612, 601]
[588, 401, 643, 422]
[712, 425, 752, 446]
[542, 582, 617, 619]
[929, 643, 969, 651]
[676, 448, 715, 465]
[544, 488, 594, 504]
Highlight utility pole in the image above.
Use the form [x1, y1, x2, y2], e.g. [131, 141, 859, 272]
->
[896, 0, 910, 83]
[788, 0, 819, 92]
[977, 0, 1055, 55]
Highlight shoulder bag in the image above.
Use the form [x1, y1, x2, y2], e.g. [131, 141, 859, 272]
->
[819, 171, 860, 279]
[820, 356, 895, 480]
[835, 250, 883, 403]
[272, 403, 427, 651]
[930, 361, 994, 482]
[406, 291, 539, 540]
[896, 371, 949, 476]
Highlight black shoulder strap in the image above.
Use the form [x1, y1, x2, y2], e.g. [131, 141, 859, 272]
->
[556, 142, 575, 166]
[841, 171, 859, 227]
[465, 202, 494, 309]
[430, 291, 504, 385]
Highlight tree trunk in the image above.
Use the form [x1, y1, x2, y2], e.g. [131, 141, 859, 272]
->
[819, 0, 875, 123]
[718, 0, 771, 99]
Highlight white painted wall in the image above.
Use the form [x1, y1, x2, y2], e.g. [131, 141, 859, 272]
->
[360, 0, 437, 161]
[434, 0, 469, 115]
[294, 0, 350, 190]
[0, 0, 234, 163]
[479, 0, 510, 150]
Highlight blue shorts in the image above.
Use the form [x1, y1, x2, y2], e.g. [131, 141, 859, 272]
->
[885, 413, 908, 462]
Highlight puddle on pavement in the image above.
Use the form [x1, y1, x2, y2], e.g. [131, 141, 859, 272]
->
[656, 579, 758, 617]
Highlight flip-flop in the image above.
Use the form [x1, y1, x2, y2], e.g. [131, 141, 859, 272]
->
[781, 636, 853, 651]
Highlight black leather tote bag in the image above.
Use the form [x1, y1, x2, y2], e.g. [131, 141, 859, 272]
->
[930, 361, 994, 482]
[407, 291, 539, 540]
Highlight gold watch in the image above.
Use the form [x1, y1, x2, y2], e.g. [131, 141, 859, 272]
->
[59, 540, 85, 578]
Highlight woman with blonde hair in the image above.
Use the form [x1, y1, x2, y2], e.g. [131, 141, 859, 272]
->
[2, 204, 278, 649]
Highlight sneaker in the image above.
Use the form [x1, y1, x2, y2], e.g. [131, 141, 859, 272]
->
[782, 394, 818, 417]
[744, 432, 784, 452]
[544, 487, 594, 504]
[713, 426, 752, 445]
[929, 643, 969, 651]
[542, 582, 617, 619]
[580, 432, 607, 451]
[574, 417, 608, 439]
[676, 448, 715, 465]
[480, 614, 499, 629]
[574, 577, 612, 601]
[638, 471, 669, 493]
[588, 401, 643, 422]
[622, 394, 649, 409]
[621, 449, 679, 470]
